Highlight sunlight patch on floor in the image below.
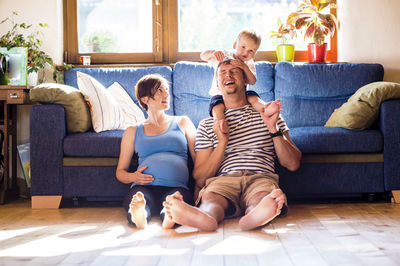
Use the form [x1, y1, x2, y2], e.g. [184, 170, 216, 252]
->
[0, 226, 47, 241]
[0, 224, 163, 257]
[101, 244, 189, 256]
[203, 235, 270, 255]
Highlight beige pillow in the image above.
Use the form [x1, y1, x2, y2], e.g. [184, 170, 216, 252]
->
[325, 82, 400, 130]
[29, 83, 92, 133]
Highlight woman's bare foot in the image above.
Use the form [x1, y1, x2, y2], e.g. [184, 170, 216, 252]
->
[163, 193, 218, 231]
[161, 191, 183, 229]
[239, 189, 285, 230]
[129, 192, 147, 229]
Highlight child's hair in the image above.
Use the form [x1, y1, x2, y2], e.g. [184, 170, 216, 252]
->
[135, 74, 169, 111]
[237, 29, 262, 47]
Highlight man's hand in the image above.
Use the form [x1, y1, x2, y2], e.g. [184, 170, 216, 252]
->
[261, 100, 281, 132]
[213, 51, 226, 62]
[213, 119, 229, 145]
[132, 165, 154, 185]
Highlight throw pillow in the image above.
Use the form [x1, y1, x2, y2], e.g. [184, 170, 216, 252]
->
[29, 83, 92, 133]
[325, 82, 400, 130]
[108, 82, 145, 126]
[77, 72, 144, 132]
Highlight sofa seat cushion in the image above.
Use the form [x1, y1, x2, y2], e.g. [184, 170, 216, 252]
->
[289, 127, 383, 153]
[64, 130, 124, 157]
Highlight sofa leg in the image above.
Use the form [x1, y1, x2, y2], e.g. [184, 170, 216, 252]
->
[31, 196, 62, 209]
[391, 191, 400, 203]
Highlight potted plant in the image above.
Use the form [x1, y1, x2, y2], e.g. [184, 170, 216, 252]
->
[270, 18, 296, 62]
[0, 12, 54, 85]
[287, 0, 338, 63]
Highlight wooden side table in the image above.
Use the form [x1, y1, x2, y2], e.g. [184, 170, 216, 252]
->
[0, 85, 31, 204]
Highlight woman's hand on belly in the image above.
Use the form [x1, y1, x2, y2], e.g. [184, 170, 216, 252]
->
[133, 166, 154, 185]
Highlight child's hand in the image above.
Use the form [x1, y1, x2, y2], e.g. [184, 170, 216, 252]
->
[230, 59, 246, 69]
[213, 51, 225, 62]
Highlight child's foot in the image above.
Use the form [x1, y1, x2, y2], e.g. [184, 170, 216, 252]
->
[219, 119, 229, 134]
[239, 189, 285, 230]
[129, 192, 148, 229]
[264, 100, 282, 117]
[162, 191, 183, 229]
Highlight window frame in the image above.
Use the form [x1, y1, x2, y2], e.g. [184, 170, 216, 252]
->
[63, 0, 163, 64]
[64, 0, 337, 64]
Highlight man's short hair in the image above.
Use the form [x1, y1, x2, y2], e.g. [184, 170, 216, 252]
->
[216, 56, 246, 83]
[237, 29, 262, 47]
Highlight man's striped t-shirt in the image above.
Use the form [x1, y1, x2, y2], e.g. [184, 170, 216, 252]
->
[195, 104, 289, 176]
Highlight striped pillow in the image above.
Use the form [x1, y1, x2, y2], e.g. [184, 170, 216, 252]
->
[77, 72, 144, 132]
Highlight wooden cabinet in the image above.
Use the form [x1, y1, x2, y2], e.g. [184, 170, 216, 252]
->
[0, 85, 30, 204]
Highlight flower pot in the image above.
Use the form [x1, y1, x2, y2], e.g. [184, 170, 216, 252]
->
[307, 43, 327, 63]
[276, 44, 295, 62]
[27, 71, 38, 87]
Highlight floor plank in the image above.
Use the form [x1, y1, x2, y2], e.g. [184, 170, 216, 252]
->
[1, 199, 400, 266]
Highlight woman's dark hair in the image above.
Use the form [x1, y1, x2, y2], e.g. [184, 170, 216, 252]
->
[135, 74, 169, 111]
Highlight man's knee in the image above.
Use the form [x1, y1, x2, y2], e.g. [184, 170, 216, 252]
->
[200, 191, 229, 210]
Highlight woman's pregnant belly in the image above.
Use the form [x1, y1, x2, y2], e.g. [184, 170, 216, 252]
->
[138, 152, 189, 189]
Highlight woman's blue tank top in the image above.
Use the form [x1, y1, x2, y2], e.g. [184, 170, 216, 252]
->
[134, 117, 189, 189]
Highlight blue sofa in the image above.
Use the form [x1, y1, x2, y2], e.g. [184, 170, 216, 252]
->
[30, 61, 400, 208]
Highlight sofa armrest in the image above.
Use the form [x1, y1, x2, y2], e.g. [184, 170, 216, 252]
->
[30, 104, 67, 196]
[379, 99, 400, 191]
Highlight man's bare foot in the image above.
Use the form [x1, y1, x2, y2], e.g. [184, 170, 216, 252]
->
[219, 119, 229, 134]
[163, 193, 218, 231]
[162, 191, 183, 229]
[264, 100, 282, 117]
[239, 189, 285, 230]
[129, 192, 147, 229]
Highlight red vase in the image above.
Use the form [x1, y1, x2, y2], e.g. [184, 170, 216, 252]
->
[307, 43, 327, 63]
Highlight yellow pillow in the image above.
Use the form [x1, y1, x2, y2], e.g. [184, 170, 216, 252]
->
[325, 82, 400, 130]
[29, 83, 92, 133]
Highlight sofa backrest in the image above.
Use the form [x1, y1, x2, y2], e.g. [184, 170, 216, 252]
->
[64, 66, 174, 116]
[173, 61, 274, 127]
[274, 62, 384, 128]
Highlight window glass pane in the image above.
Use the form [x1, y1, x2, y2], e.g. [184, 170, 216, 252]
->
[178, 0, 323, 52]
[77, 0, 152, 53]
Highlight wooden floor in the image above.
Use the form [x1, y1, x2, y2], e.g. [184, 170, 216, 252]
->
[1, 198, 400, 266]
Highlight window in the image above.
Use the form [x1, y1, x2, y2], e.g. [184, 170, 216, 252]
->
[64, 0, 337, 64]
[64, 0, 162, 64]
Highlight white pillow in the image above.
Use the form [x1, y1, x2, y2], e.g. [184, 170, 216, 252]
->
[108, 82, 145, 126]
[76, 72, 144, 132]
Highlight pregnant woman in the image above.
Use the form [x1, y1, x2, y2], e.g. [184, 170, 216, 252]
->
[116, 74, 196, 229]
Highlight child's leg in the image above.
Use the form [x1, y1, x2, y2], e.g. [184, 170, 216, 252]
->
[209, 95, 229, 134]
[247, 95, 266, 113]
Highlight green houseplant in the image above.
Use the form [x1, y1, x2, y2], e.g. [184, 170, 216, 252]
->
[0, 12, 54, 84]
[287, 0, 338, 63]
[270, 18, 296, 62]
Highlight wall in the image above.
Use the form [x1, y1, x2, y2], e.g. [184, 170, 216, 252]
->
[337, 0, 400, 83]
[0, 0, 63, 145]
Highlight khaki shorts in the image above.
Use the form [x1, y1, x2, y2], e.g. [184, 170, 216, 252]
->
[196, 170, 279, 217]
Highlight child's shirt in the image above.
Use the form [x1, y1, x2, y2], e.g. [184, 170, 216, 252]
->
[207, 50, 256, 96]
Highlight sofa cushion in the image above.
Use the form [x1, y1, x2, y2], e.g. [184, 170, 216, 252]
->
[172, 61, 274, 127]
[275, 62, 384, 128]
[29, 83, 92, 133]
[64, 130, 124, 157]
[64, 66, 174, 116]
[289, 126, 383, 153]
[325, 82, 400, 130]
